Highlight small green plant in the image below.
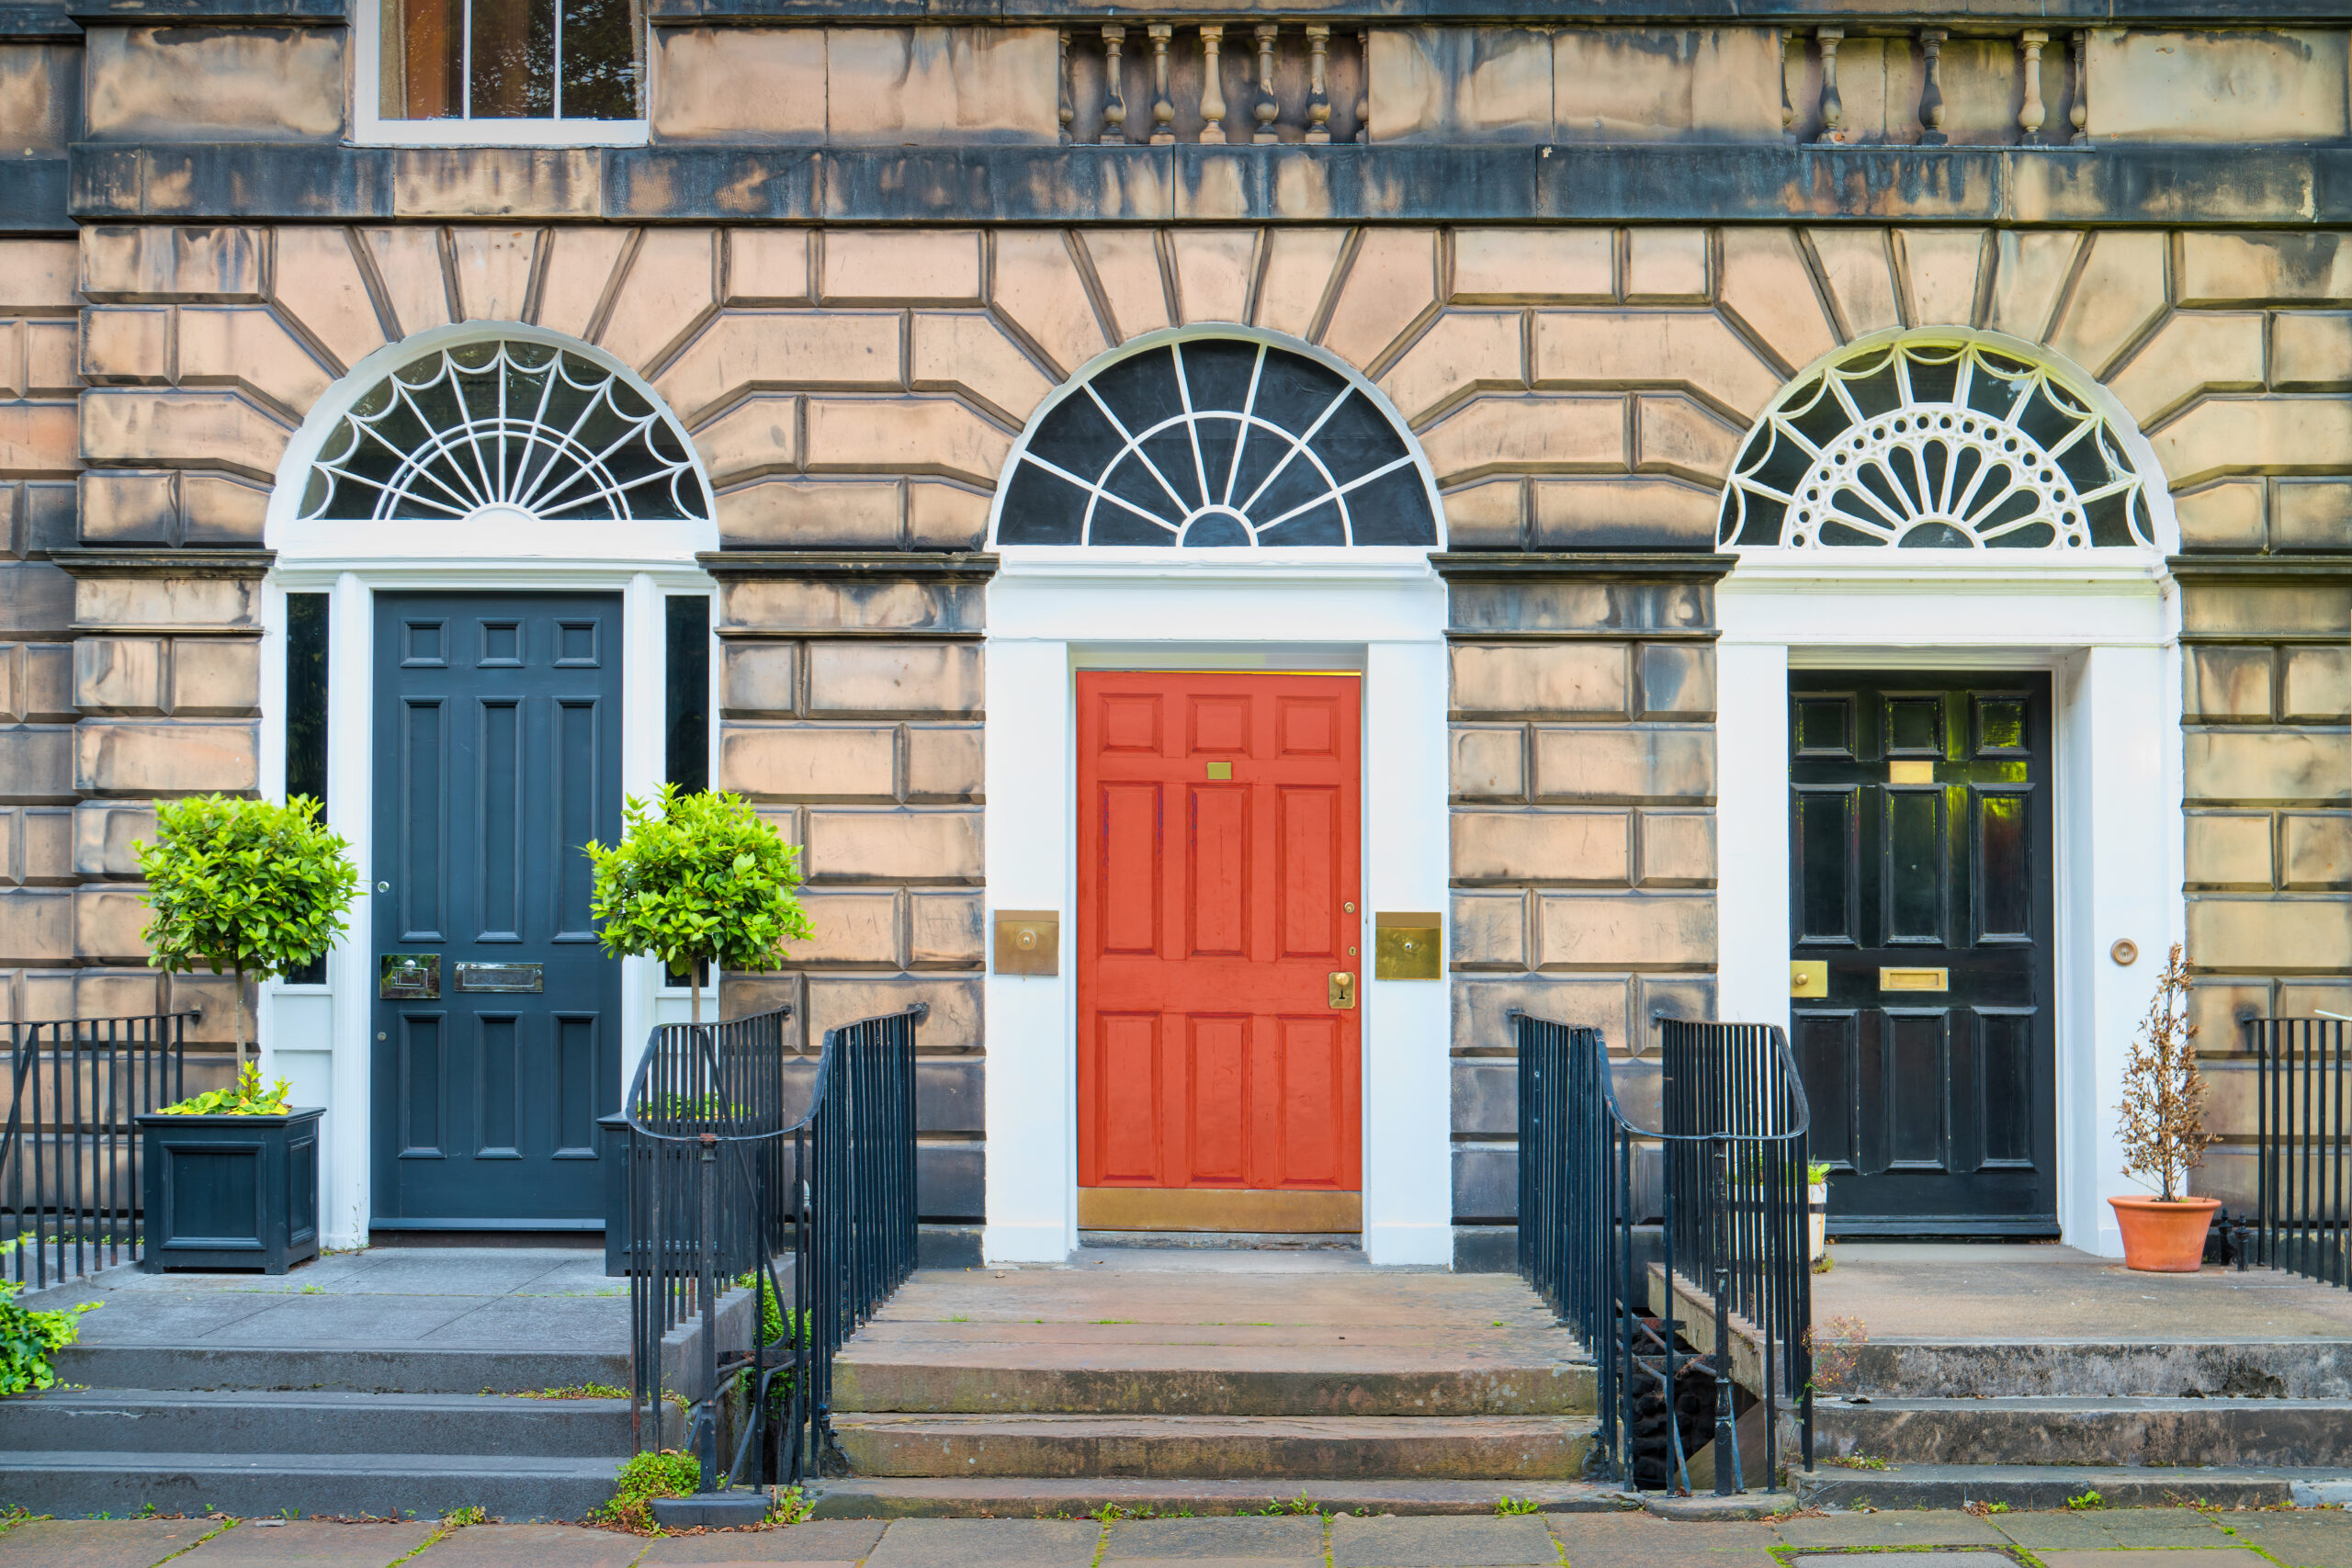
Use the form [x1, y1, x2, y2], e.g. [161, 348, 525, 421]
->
[593, 1449, 706, 1534]
[1807, 1161, 1835, 1185]
[1494, 1495, 1541, 1516]
[137, 794, 360, 1080]
[513, 1383, 629, 1400]
[0, 1240, 102, 1395]
[767, 1487, 814, 1526]
[2067, 1489, 2108, 1511]
[441, 1506, 486, 1528]
[158, 1061, 293, 1118]
[585, 785, 813, 1028]
[1825, 1454, 1890, 1471]
[1804, 1314, 1869, 1394]
[1811, 1252, 1835, 1275]
[1260, 1492, 1321, 1516]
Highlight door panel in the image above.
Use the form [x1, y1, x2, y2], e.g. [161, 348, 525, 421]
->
[372, 593, 624, 1227]
[1789, 671, 2057, 1235]
[1078, 672, 1362, 1225]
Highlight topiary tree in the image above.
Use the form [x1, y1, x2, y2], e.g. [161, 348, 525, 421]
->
[136, 794, 362, 1080]
[584, 784, 813, 1027]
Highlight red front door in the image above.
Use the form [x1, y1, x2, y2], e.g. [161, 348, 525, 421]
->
[1076, 672, 1363, 1229]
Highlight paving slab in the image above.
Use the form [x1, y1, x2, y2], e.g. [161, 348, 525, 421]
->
[0, 1518, 224, 1567]
[1545, 1514, 1779, 1568]
[2221, 1514, 2352, 1568]
[2034, 1553, 2271, 1568]
[1792, 1557, 2014, 1568]
[639, 1522, 889, 1562]
[175, 1519, 437, 1566]
[1995, 1506, 2232, 1551]
[864, 1517, 1100, 1568]
[1775, 1509, 2009, 1549]
[407, 1524, 642, 1567]
[1329, 1514, 1560, 1566]
[1102, 1517, 1323, 1560]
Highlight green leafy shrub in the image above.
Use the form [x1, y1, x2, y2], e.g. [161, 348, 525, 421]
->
[0, 1240, 101, 1396]
[137, 795, 360, 1079]
[585, 785, 813, 1026]
[158, 1061, 291, 1117]
[594, 1449, 707, 1533]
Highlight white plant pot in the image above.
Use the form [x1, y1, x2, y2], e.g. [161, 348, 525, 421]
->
[1808, 1182, 1829, 1261]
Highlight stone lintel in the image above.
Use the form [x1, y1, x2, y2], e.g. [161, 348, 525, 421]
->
[69, 0, 343, 20]
[2168, 552, 2352, 581]
[1431, 550, 1736, 583]
[50, 547, 276, 580]
[66, 142, 2352, 228]
[696, 550, 998, 582]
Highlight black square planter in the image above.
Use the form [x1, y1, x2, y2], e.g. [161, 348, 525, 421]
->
[139, 1108, 323, 1274]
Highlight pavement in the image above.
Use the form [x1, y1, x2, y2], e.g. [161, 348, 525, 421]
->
[9, 1506, 2352, 1567]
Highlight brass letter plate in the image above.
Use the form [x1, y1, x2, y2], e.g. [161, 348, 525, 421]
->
[1880, 966, 1950, 992]
[1887, 760, 1935, 785]
[1790, 960, 1828, 998]
[379, 953, 440, 1000]
[993, 910, 1059, 976]
[1374, 912, 1442, 980]
[456, 962, 542, 993]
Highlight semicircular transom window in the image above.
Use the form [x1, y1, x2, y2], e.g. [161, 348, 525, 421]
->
[299, 340, 707, 524]
[998, 337, 1437, 547]
[1719, 339, 2154, 551]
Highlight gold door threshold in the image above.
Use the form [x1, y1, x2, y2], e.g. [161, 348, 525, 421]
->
[1078, 1187, 1362, 1234]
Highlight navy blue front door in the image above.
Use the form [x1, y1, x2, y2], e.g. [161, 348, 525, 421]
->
[371, 593, 624, 1228]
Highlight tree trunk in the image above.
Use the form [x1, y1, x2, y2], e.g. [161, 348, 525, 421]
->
[690, 957, 703, 1030]
[232, 963, 247, 1081]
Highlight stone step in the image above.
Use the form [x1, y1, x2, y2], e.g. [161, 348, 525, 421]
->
[1849, 1339, 2352, 1400]
[1793, 1461, 2352, 1511]
[1818, 1396, 2352, 1469]
[830, 1412, 1596, 1481]
[832, 1355, 1593, 1416]
[0, 1389, 646, 1458]
[51, 1341, 630, 1394]
[807, 1475, 1636, 1518]
[0, 1451, 623, 1523]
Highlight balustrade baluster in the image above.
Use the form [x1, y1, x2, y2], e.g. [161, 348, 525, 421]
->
[1356, 29, 1369, 142]
[1101, 25, 1128, 145]
[1148, 24, 1175, 145]
[1305, 24, 1331, 142]
[1253, 24, 1280, 142]
[1816, 28, 1845, 144]
[1917, 28, 1948, 145]
[2070, 29, 2091, 144]
[1780, 28, 1797, 145]
[1199, 25, 1227, 143]
[2018, 29, 2049, 141]
[1057, 30, 1072, 142]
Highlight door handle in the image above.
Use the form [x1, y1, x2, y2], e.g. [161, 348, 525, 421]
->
[1329, 972, 1356, 1009]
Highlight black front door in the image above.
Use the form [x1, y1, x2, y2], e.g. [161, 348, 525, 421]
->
[1789, 671, 2057, 1236]
[372, 593, 623, 1228]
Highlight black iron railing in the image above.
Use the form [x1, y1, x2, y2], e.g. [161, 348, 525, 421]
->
[2245, 1017, 2351, 1287]
[1516, 1011, 1812, 1494]
[1, 1011, 193, 1289]
[618, 1002, 923, 1493]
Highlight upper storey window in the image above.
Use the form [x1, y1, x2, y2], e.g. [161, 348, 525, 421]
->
[368, 0, 644, 141]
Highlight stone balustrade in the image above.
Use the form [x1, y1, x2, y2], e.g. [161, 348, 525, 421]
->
[1064, 22, 1367, 147]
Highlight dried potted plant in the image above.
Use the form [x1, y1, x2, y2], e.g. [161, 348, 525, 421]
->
[2111, 942, 2220, 1272]
[135, 794, 359, 1274]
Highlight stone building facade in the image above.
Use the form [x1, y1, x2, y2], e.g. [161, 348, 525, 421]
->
[1, 0, 2345, 1261]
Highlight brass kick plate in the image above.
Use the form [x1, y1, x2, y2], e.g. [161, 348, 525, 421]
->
[1328, 972, 1357, 1009]
[1881, 966, 1950, 992]
[993, 910, 1059, 976]
[1790, 960, 1828, 998]
[1204, 761, 1233, 780]
[1888, 760, 1935, 784]
[379, 953, 440, 1000]
[1374, 912, 1442, 980]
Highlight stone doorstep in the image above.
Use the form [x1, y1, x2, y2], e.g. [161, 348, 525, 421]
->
[804, 1476, 1645, 1519]
[1793, 1462, 2312, 1511]
[831, 1359, 1596, 1417]
[1815, 1396, 2352, 1468]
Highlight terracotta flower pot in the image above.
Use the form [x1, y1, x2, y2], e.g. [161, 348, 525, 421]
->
[2109, 1194, 2222, 1273]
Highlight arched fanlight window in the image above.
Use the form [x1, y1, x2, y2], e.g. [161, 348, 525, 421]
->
[299, 339, 707, 525]
[995, 335, 1439, 547]
[1718, 338, 2154, 551]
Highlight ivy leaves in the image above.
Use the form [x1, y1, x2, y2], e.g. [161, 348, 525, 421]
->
[585, 784, 814, 989]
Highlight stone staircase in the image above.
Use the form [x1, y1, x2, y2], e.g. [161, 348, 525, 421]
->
[813, 1247, 1606, 1514]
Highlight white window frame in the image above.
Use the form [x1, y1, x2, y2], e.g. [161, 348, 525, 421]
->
[352, 0, 653, 147]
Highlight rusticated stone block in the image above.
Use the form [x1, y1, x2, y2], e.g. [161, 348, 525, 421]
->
[533, 228, 631, 340]
[172, 638, 260, 716]
[2282, 645, 2350, 723]
[1634, 393, 1739, 485]
[1451, 1145, 1514, 1223]
[989, 231, 1107, 378]
[599, 229, 718, 376]
[917, 1141, 983, 1220]
[718, 479, 900, 551]
[75, 719, 256, 796]
[2271, 312, 2352, 393]
[910, 313, 1053, 425]
[1254, 230, 1349, 340]
[1450, 726, 1526, 798]
[719, 642, 798, 716]
[2187, 976, 2271, 1050]
[84, 27, 343, 141]
[1419, 394, 1624, 484]
[0, 404, 79, 476]
[1636, 811, 1713, 886]
[1453, 643, 1629, 718]
[1894, 230, 1987, 327]
[918, 1056, 983, 1132]
[2276, 480, 2352, 550]
[2185, 730, 2352, 805]
[77, 968, 164, 1021]
[16, 807, 70, 886]
[0, 46, 74, 157]
[1369, 28, 1551, 144]
[802, 397, 1011, 485]
[0, 241, 78, 314]
[905, 724, 982, 798]
[719, 724, 896, 800]
[80, 390, 290, 483]
[653, 28, 825, 141]
[2283, 811, 2352, 891]
[357, 228, 450, 340]
[1532, 477, 1716, 550]
[1451, 808, 1630, 885]
[1380, 311, 1524, 427]
[2181, 232, 2352, 307]
[2181, 581, 2352, 638]
[1322, 228, 1438, 372]
[1533, 726, 1713, 802]
[1717, 230, 1835, 375]
[658, 311, 900, 428]
[1450, 888, 1527, 970]
[0, 727, 71, 801]
[793, 888, 901, 965]
[807, 643, 983, 717]
[1536, 891, 1715, 969]
[1083, 230, 1171, 342]
[725, 231, 812, 307]
[1452, 229, 1611, 305]
[2188, 895, 2352, 972]
[805, 807, 981, 883]
[1808, 228, 1901, 339]
[2187, 645, 2273, 721]
[907, 483, 989, 550]
[2153, 397, 2352, 490]
[0, 888, 70, 964]
[74, 801, 154, 877]
[2108, 311, 2266, 426]
[0, 564, 73, 637]
[17, 644, 67, 724]
[1443, 479, 1526, 549]
[720, 578, 981, 637]
[74, 573, 260, 633]
[695, 395, 799, 486]
[1639, 644, 1714, 719]
[2047, 231, 2169, 378]
[1985, 230, 2082, 343]
[73, 886, 148, 963]
[271, 228, 385, 374]
[1170, 231, 1255, 326]
[448, 228, 537, 323]
[1623, 229, 1708, 304]
[74, 637, 164, 714]
[2091, 30, 2349, 144]
[909, 890, 982, 967]
[825, 27, 1057, 146]
[82, 227, 265, 303]
[821, 231, 984, 307]
[2187, 811, 2274, 887]
[1533, 310, 1781, 422]
[24, 320, 78, 400]
[176, 307, 334, 419]
[1552, 28, 1780, 143]
[80, 306, 169, 384]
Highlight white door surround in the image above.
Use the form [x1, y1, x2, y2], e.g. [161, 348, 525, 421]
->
[1714, 556, 2185, 1258]
[981, 551, 1454, 1268]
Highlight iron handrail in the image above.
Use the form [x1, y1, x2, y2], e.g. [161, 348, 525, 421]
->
[2245, 1017, 2350, 1287]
